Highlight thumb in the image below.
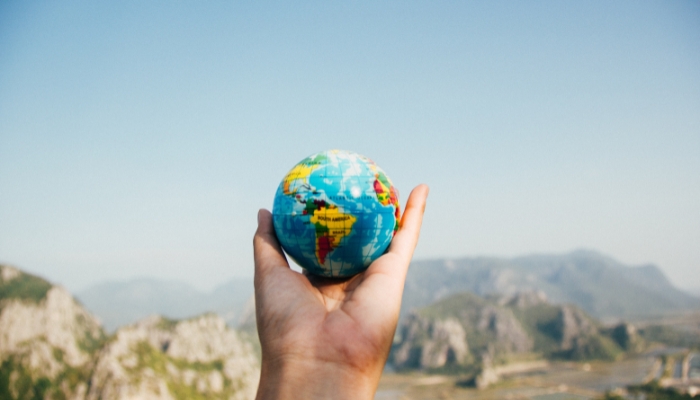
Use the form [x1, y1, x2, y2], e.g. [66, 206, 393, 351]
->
[253, 209, 290, 282]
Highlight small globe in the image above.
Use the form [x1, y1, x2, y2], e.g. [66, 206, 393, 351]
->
[272, 150, 401, 277]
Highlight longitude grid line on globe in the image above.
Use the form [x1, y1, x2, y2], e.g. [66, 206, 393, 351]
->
[292, 226, 303, 269]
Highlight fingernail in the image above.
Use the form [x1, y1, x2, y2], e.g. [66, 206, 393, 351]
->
[257, 209, 262, 225]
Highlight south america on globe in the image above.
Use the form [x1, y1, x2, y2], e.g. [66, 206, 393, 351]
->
[272, 150, 401, 277]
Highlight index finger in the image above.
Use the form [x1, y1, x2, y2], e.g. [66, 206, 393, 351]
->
[386, 184, 429, 262]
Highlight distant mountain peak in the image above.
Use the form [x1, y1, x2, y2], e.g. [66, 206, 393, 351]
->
[77, 275, 254, 332]
[404, 251, 700, 320]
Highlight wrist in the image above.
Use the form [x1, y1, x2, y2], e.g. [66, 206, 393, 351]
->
[256, 356, 379, 400]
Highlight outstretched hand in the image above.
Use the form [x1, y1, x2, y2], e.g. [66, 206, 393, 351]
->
[253, 184, 429, 400]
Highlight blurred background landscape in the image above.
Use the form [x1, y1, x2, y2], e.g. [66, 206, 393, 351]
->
[1, 1, 699, 399]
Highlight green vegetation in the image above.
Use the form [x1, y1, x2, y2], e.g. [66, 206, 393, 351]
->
[0, 265, 256, 399]
[0, 270, 52, 304]
[417, 292, 500, 354]
[76, 327, 107, 355]
[127, 340, 236, 400]
[511, 303, 623, 361]
[170, 357, 223, 373]
[423, 292, 624, 361]
[554, 334, 622, 361]
[156, 316, 179, 331]
[395, 290, 629, 377]
[168, 375, 236, 400]
[128, 340, 169, 376]
[53, 347, 65, 363]
[640, 325, 700, 349]
[627, 381, 694, 399]
[0, 355, 90, 400]
[0, 359, 50, 400]
[601, 394, 624, 400]
[417, 292, 487, 319]
[512, 303, 563, 355]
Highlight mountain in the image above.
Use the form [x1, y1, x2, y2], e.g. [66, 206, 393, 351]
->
[390, 290, 637, 388]
[78, 251, 695, 332]
[0, 264, 105, 399]
[0, 264, 260, 399]
[77, 277, 253, 332]
[86, 314, 259, 400]
[402, 250, 700, 320]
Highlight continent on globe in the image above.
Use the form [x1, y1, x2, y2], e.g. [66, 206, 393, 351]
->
[272, 150, 401, 277]
[307, 200, 357, 265]
[370, 165, 400, 231]
[282, 156, 324, 195]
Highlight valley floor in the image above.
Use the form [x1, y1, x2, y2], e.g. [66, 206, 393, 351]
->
[375, 357, 656, 400]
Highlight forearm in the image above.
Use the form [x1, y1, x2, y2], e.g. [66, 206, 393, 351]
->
[256, 357, 380, 400]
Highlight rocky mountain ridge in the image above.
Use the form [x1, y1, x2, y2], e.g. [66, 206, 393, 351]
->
[0, 264, 259, 400]
[402, 250, 700, 320]
[86, 314, 259, 400]
[390, 290, 640, 387]
[74, 251, 698, 336]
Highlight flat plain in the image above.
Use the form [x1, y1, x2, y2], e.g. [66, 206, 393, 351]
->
[376, 357, 657, 400]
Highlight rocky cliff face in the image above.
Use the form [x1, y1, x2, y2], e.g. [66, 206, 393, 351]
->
[392, 315, 469, 369]
[391, 291, 623, 373]
[392, 292, 534, 371]
[558, 305, 597, 351]
[87, 314, 259, 400]
[0, 264, 260, 400]
[0, 265, 104, 399]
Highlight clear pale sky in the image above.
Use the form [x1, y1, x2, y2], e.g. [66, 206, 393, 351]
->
[1, 1, 698, 292]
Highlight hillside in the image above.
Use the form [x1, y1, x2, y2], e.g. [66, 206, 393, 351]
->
[0, 264, 260, 399]
[403, 250, 699, 319]
[390, 290, 639, 387]
[86, 314, 259, 400]
[392, 291, 628, 368]
[0, 265, 105, 399]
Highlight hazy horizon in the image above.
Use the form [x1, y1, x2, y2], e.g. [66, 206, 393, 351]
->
[3, 248, 697, 296]
[1, 2, 698, 292]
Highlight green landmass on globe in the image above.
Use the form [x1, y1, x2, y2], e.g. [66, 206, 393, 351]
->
[272, 150, 401, 277]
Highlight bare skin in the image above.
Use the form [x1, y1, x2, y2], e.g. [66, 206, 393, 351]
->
[253, 184, 429, 400]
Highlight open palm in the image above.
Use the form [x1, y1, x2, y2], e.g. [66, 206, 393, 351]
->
[253, 185, 428, 399]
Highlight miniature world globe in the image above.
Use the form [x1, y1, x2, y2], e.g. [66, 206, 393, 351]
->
[272, 150, 401, 277]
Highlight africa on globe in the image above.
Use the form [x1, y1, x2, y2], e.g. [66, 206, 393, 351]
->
[272, 150, 400, 277]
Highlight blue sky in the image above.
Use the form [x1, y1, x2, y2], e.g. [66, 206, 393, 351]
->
[1, 1, 699, 292]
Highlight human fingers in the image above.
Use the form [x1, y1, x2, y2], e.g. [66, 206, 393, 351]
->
[253, 209, 290, 281]
[350, 185, 428, 318]
[385, 184, 429, 265]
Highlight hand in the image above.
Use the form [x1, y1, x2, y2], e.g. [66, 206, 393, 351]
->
[253, 184, 429, 400]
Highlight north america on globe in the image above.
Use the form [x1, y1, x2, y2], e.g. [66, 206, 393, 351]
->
[272, 150, 400, 277]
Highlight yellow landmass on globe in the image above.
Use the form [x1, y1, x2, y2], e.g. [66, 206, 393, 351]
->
[309, 205, 357, 265]
[282, 161, 321, 195]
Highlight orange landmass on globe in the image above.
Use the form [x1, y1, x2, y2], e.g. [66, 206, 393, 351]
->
[372, 169, 401, 233]
[309, 202, 356, 265]
[282, 160, 322, 195]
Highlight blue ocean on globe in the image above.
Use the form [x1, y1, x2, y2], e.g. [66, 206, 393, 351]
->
[272, 150, 401, 277]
